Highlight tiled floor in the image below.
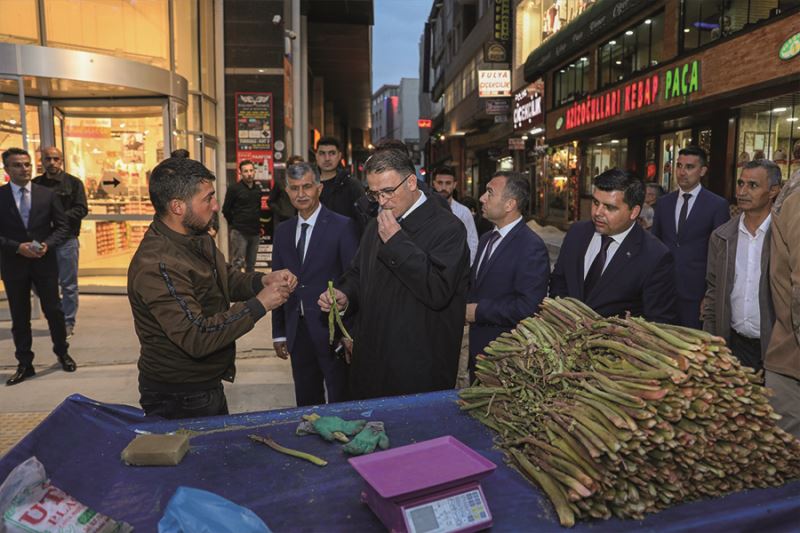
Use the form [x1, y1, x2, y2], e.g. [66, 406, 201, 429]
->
[0, 412, 49, 457]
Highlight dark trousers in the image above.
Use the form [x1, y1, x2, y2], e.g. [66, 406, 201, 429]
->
[4, 273, 68, 365]
[729, 329, 762, 372]
[677, 298, 703, 329]
[290, 316, 349, 406]
[139, 383, 229, 419]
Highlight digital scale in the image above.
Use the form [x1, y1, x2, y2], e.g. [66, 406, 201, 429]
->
[349, 436, 497, 533]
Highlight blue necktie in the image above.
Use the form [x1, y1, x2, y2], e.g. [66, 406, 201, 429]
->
[297, 223, 309, 265]
[19, 187, 30, 227]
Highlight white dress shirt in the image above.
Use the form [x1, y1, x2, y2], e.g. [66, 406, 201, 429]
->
[475, 216, 522, 272]
[730, 214, 771, 338]
[9, 181, 31, 213]
[398, 191, 427, 220]
[674, 183, 702, 230]
[450, 198, 479, 264]
[583, 223, 636, 279]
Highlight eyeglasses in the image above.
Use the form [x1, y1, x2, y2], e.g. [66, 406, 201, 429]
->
[365, 176, 411, 203]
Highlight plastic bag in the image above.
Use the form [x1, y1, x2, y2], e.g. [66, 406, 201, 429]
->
[0, 456, 132, 533]
[158, 486, 271, 533]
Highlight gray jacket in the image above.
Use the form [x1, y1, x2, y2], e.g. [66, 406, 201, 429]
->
[703, 214, 774, 356]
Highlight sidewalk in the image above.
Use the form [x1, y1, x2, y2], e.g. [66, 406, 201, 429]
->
[0, 295, 296, 456]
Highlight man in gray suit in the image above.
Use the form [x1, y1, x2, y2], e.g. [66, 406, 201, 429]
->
[703, 160, 781, 371]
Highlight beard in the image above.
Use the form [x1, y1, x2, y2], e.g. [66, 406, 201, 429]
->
[182, 205, 213, 235]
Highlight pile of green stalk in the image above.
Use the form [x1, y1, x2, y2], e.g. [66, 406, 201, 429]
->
[459, 297, 800, 527]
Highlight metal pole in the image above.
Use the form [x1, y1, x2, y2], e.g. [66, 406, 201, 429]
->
[292, 0, 302, 158]
[300, 14, 309, 158]
[215, 0, 229, 256]
[17, 76, 28, 152]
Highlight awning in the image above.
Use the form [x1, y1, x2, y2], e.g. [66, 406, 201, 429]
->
[524, 0, 653, 82]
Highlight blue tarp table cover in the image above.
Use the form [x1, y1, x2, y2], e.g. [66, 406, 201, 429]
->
[1, 391, 799, 532]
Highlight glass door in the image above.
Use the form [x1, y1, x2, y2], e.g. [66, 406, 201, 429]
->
[659, 129, 693, 192]
[55, 102, 167, 286]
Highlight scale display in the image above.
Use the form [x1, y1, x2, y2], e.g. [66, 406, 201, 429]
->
[404, 488, 490, 533]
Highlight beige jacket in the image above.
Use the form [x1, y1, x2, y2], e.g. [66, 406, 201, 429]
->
[765, 173, 800, 379]
[703, 215, 773, 356]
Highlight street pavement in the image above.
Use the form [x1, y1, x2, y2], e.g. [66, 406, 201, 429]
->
[0, 294, 296, 413]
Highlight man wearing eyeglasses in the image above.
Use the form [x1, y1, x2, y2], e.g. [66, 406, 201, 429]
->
[318, 147, 470, 400]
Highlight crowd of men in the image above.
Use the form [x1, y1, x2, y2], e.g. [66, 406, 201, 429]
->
[2, 140, 798, 439]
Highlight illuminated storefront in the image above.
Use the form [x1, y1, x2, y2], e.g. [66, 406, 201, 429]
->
[527, 1, 800, 226]
[0, 0, 221, 289]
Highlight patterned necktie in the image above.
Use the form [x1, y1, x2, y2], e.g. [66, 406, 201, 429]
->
[584, 234, 613, 298]
[677, 193, 692, 236]
[477, 230, 501, 277]
[19, 187, 30, 227]
[297, 222, 309, 265]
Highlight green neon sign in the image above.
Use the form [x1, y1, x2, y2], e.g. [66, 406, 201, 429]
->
[780, 32, 800, 60]
[664, 60, 700, 101]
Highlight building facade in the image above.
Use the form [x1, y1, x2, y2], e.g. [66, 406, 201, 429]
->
[524, 0, 800, 227]
[372, 79, 421, 164]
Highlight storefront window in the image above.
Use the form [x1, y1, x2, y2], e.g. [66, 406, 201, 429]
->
[583, 139, 628, 193]
[681, 0, 799, 51]
[544, 142, 579, 224]
[59, 106, 164, 274]
[554, 56, 590, 107]
[659, 129, 693, 191]
[0, 0, 40, 45]
[542, 0, 595, 40]
[173, 0, 200, 91]
[599, 13, 664, 89]
[200, 0, 216, 99]
[0, 102, 41, 173]
[736, 94, 800, 184]
[45, 0, 169, 69]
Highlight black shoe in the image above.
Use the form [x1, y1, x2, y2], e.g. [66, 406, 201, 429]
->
[58, 354, 77, 372]
[6, 365, 35, 386]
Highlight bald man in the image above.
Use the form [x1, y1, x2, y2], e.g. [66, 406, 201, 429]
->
[33, 147, 88, 337]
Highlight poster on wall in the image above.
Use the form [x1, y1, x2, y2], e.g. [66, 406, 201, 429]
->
[235, 92, 273, 152]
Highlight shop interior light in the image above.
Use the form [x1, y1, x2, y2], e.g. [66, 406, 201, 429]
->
[560, 69, 566, 73]
[787, 117, 799, 122]
[684, 28, 691, 33]
[439, 134, 446, 140]
[645, 19, 652, 24]
[580, 57, 588, 62]
[530, 127, 543, 135]
[611, 139, 620, 144]
[609, 40, 616, 45]
[625, 30, 634, 36]
[569, 64, 575, 67]
[615, 60, 622, 65]
[522, 135, 529, 140]
[772, 107, 787, 113]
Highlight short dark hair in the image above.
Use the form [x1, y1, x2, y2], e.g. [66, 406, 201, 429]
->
[374, 138, 410, 157]
[743, 159, 782, 187]
[170, 149, 190, 159]
[364, 147, 416, 178]
[593, 168, 645, 209]
[460, 195, 478, 211]
[149, 157, 216, 216]
[431, 166, 456, 180]
[238, 159, 254, 171]
[286, 155, 304, 166]
[645, 183, 665, 197]
[2, 147, 29, 166]
[317, 136, 341, 152]
[678, 146, 708, 167]
[493, 171, 530, 216]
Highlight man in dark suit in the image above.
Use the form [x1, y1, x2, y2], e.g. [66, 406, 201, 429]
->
[0, 147, 76, 386]
[466, 172, 549, 380]
[550, 168, 677, 323]
[272, 162, 359, 406]
[652, 146, 729, 328]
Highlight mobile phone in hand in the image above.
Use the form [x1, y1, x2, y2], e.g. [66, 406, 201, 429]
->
[30, 240, 43, 253]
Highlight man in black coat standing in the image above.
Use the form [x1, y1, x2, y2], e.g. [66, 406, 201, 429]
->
[319, 147, 470, 399]
[222, 159, 262, 272]
[0, 147, 76, 386]
[315, 137, 366, 231]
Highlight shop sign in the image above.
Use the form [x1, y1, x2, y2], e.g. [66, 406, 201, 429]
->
[235, 92, 272, 151]
[494, 115, 509, 123]
[493, 0, 511, 43]
[779, 32, 800, 60]
[479, 70, 511, 97]
[664, 60, 701, 101]
[485, 98, 511, 115]
[484, 40, 509, 63]
[417, 119, 432, 128]
[508, 138, 525, 150]
[564, 72, 659, 130]
[513, 85, 543, 130]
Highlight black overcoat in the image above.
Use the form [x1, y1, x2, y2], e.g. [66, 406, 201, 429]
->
[339, 196, 469, 399]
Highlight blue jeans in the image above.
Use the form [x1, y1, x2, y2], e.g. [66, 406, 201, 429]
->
[56, 237, 79, 327]
[229, 229, 260, 272]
